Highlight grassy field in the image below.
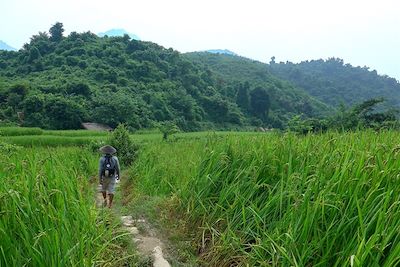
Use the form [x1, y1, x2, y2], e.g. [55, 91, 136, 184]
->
[43, 129, 109, 137]
[0, 127, 43, 136]
[131, 130, 400, 266]
[0, 135, 106, 146]
[0, 127, 264, 147]
[0, 146, 135, 266]
[4, 126, 400, 266]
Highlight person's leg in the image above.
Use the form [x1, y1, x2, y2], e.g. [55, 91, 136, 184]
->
[102, 178, 110, 207]
[108, 193, 114, 208]
[102, 192, 107, 206]
[107, 178, 116, 208]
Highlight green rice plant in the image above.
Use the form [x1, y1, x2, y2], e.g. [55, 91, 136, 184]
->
[133, 130, 400, 266]
[43, 130, 109, 137]
[0, 147, 129, 266]
[0, 127, 43, 136]
[131, 138, 206, 195]
[0, 135, 105, 147]
[0, 141, 22, 154]
[129, 131, 266, 144]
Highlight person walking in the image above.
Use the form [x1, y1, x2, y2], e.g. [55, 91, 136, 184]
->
[98, 145, 120, 208]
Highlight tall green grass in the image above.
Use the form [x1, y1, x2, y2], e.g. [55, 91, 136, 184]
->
[0, 127, 43, 136]
[43, 130, 109, 137]
[0, 147, 125, 266]
[1, 127, 265, 147]
[133, 130, 400, 266]
[0, 135, 105, 147]
[132, 138, 207, 195]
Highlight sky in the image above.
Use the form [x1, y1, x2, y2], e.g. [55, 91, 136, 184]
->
[1, 0, 399, 80]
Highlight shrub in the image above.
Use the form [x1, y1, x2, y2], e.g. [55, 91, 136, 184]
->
[159, 121, 180, 140]
[88, 139, 107, 153]
[108, 124, 138, 166]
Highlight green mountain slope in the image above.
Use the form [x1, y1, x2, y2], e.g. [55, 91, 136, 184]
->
[0, 27, 248, 130]
[0, 24, 329, 130]
[268, 58, 400, 108]
[185, 52, 332, 120]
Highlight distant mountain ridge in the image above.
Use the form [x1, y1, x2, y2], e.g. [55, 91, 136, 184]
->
[0, 40, 16, 51]
[97, 29, 140, 40]
[205, 49, 237, 56]
[185, 52, 400, 112]
[268, 58, 400, 108]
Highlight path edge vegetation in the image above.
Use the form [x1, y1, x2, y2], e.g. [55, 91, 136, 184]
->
[125, 129, 400, 266]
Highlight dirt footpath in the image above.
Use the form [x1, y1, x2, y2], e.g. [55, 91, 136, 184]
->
[121, 215, 170, 267]
[96, 182, 171, 266]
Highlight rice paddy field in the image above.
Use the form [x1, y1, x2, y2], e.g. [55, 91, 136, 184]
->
[2, 127, 400, 266]
[132, 130, 400, 266]
[0, 146, 135, 266]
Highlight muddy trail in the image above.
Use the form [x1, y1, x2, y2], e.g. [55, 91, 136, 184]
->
[95, 178, 171, 267]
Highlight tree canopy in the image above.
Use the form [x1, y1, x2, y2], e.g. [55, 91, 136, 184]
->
[268, 57, 400, 109]
[0, 24, 399, 131]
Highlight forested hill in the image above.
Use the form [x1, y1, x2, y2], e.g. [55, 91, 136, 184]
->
[185, 52, 332, 126]
[0, 23, 329, 130]
[186, 52, 329, 112]
[268, 58, 400, 108]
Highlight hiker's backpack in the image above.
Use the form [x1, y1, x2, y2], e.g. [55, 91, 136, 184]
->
[102, 155, 116, 177]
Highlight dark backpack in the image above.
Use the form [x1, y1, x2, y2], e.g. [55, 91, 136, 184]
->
[102, 155, 116, 177]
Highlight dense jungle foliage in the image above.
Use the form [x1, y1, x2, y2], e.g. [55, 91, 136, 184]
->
[0, 23, 399, 131]
[268, 57, 400, 108]
[0, 23, 314, 130]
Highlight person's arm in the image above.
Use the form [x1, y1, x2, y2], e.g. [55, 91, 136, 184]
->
[98, 157, 104, 184]
[114, 156, 121, 178]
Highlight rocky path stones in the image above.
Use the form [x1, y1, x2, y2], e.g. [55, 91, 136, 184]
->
[120, 215, 171, 267]
[95, 181, 171, 266]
